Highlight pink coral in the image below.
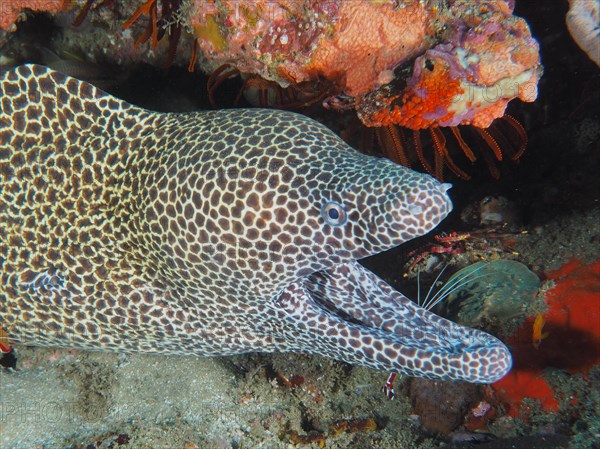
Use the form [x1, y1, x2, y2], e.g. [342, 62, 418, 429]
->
[356, 6, 542, 129]
[188, 0, 342, 85]
[187, 0, 541, 131]
[188, 0, 441, 98]
[303, 1, 435, 97]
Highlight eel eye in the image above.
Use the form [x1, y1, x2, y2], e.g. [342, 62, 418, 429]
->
[321, 201, 347, 226]
[424, 59, 434, 71]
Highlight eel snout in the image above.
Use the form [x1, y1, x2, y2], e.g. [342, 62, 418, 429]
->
[275, 261, 512, 383]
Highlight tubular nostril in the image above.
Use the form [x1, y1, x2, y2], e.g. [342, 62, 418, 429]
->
[441, 182, 453, 193]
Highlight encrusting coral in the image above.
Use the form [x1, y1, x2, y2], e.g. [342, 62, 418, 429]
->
[185, 1, 542, 129]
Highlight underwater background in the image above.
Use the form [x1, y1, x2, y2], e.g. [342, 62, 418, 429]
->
[0, 1, 599, 448]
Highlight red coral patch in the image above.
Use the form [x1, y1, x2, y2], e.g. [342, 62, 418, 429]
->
[492, 259, 600, 416]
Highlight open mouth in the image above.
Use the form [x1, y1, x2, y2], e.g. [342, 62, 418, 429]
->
[277, 261, 512, 383]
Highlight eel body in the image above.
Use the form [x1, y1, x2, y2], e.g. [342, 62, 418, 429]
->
[0, 65, 511, 382]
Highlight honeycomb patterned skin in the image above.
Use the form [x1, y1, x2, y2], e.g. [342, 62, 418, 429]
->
[0, 65, 511, 382]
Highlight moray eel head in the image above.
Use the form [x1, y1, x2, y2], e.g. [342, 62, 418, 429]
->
[255, 126, 511, 383]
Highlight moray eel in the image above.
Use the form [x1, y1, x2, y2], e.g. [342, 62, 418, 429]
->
[0, 65, 511, 382]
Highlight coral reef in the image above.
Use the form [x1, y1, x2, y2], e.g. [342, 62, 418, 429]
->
[184, 0, 542, 130]
[0, 0, 543, 179]
[355, 5, 541, 130]
[193, 0, 541, 179]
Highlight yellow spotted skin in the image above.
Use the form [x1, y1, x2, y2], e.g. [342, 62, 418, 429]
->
[0, 65, 512, 383]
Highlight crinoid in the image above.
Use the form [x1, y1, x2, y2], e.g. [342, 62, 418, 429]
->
[361, 115, 527, 181]
[122, 0, 185, 67]
[72, 0, 115, 27]
[74, 0, 186, 67]
[207, 64, 338, 109]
